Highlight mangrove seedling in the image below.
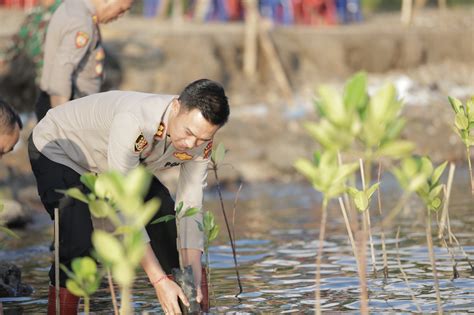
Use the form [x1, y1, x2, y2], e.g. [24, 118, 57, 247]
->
[295, 150, 358, 315]
[60, 257, 101, 315]
[209, 142, 243, 296]
[448, 96, 474, 194]
[0, 200, 19, 242]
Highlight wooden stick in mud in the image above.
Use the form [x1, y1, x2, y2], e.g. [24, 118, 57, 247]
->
[258, 20, 293, 101]
[376, 162, 389, 279]
[243, 0, 259, 78]
[438, 162, 455, 239]
[54, 207, 60, 315]
[356, 230, 369, 315]
[426, 213, 443, 314]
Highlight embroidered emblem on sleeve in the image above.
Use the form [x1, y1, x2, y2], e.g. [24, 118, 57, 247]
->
[134, 133, 148, 153]
[203, 140, 213, 159]
[75, 31, 89, 48]
[95, 63, 103, 76]
[174, 152, 193, 161]
[155, 122, 165, 139]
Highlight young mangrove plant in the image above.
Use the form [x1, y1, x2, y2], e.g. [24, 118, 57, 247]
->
[447, 96, 474, 194]
[0, 200, 19, 242]
[209, 142, 243, 296]
[393, 156, 447, 314]
[60, 257, 102, 315]
[295, 150, 358, 315]
[64, 166, 161, 315]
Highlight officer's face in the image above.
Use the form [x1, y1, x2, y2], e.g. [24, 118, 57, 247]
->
[96, 0, 134, 24]
[0, 124, 20, 160]
[168, 100, 219, 152]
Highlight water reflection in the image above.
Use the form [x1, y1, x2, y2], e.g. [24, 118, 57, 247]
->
[1, 177, 473, 313]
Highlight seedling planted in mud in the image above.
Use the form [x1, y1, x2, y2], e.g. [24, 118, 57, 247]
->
[448, 96, 474, 194]
[295, 150, 358, 315]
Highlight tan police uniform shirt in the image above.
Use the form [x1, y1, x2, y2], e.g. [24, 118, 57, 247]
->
[40, 0, 104, 99]
[32, 91, 214, 251]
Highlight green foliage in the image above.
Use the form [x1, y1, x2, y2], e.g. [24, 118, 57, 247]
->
[348, 182, 380, 212]
[310, 72, 413, 161]
[60, 257, 101, 298]
[211, 143, 226, 165]
[393, 157, 447, 212]
[295, 150, 358, 201]
[448, 96, 474, 147]
[0, 200, 19, 240]
[197, 211, 220, 243]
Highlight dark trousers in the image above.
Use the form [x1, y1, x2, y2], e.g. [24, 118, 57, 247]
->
[34, 90, 52, 122]
[28, 137, 179, 287]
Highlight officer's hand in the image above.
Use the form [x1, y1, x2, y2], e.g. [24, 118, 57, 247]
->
[194, 269, 203, 304]
[154, 278, 189, 314]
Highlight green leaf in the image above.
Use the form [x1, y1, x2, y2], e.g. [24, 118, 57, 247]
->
[175, 201, 184, 215]
[183, 207, 200, 218]
[79, 257, 98, 276]
[211, 143, 226, 165]
[432, 161, 448, 185]
[208, 225, 220, 241]
[151, 214, 175, 225]
[366, 182, 380, 200]
[80, 173, 97, 192]
[430, 198, 442, 211]
[112, 261, 134, 287]
[455, 112, 469, 130]
[377, 140, 414, 158]
[294, 159, 316, 182]
[0, 226, 19, 239]
[344, 72, 368, 111]
[66, 280, 86, 297]
[448, 96, 463, 114]
[354, 191, 369, 212]
[318, 85, 346, 126]
[89, 199, 114, 218]
[134, 198, 161, 228]
[369, 83, 397, 122]
[92, 230, 124, 264]
[126, 232, 146, 266]
[125, 166, 152, 199]
[429, 184, 444, 200]
[64, 188, 89, 204]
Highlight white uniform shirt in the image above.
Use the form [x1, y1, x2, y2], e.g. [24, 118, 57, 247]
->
[33, 91, 213, 250]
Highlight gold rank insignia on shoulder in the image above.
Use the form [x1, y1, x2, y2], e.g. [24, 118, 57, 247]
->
[155, 122, 165, 139]
[134, 133, 148, 153]
[174, 152, 193, 161]
[203, 140, 213, 159]
[75, 31, 90, 48]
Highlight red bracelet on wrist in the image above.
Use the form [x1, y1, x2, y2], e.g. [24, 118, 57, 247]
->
[151, 275, 168, 286]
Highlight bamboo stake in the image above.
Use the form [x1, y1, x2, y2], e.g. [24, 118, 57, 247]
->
[356, 230, 369, 315]
[359, 159, 377, 277]
[54, 207, 60, 315]
[243, 0, 259, 78]
[438, 163, 455, 238]
[376, 163, 389, 279]
[258, 20, 293, 101]
[426, 212, 443, 314]
[315, 199, 328, 315]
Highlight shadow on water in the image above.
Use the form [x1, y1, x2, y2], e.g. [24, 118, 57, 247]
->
[1, 170, 473, 313]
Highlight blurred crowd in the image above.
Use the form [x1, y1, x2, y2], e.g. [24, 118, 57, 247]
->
[0, 0, 363, 25]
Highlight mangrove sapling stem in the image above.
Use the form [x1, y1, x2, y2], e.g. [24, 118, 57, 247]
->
[107, 268, 119, 315]
[84, 296, 90, 315]
[395, 227, 422, 313]
[338, 153, 358, 232]
[120, 285, 132, 315]
[231, 183, 243, 254]
[426, 212, 443, 315]
[467, 147, 474, 195]
[438, 163, 455, 239]
[377, 162, 389, 280]
[315, 198, 328, 315]
[356, 230, 369, 315]
[448, 230, 474, 273]
[359, 159, 377, 277]
[211, 164, 243, 296]
[338, 198, 358, 266]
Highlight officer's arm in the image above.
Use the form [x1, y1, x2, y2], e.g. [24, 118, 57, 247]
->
[45, 18, 92, 106]
[107, 112, 142, 173]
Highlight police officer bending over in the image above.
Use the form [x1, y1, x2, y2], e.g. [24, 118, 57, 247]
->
[29, 79, 230, 314]
[36, 0, 133, 121]
[0, 98, 22, 159]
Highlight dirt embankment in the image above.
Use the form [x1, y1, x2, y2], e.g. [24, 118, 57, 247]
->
[0, 7, 473, 188]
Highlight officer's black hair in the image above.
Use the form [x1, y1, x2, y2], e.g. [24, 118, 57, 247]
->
[0, 98, 22, 134]
[178, 79, 230, 126]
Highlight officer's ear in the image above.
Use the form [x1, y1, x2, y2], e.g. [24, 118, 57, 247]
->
[173, 98, 183, 114]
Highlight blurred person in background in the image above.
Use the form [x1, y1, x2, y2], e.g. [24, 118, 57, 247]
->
[36, 0, 134, 121]
[0, 98, 22, 160]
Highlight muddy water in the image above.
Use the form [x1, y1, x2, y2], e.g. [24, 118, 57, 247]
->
[1, 172, 473, 314]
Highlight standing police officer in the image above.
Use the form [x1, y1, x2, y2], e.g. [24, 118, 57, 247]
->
[36, 0, 134, 121]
